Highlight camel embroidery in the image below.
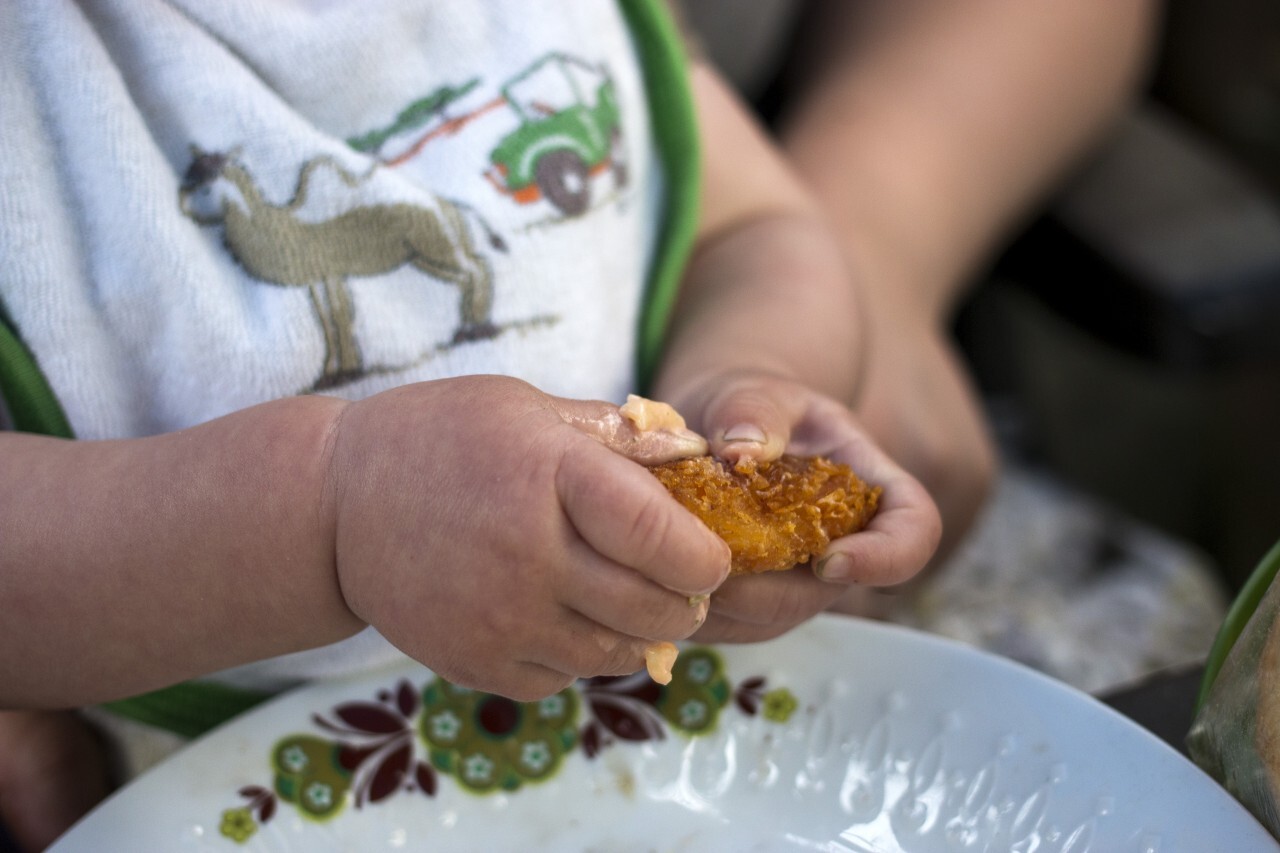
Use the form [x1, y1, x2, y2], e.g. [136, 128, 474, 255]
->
[178, 149, 501, 389]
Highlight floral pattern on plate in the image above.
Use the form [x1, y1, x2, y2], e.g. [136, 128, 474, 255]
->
[217, 646, 796, 843]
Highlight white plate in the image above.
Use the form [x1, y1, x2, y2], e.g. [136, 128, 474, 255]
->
[52, 616, 1275, 852]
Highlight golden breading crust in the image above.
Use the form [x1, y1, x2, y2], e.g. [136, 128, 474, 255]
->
[651, 454, 881, 574]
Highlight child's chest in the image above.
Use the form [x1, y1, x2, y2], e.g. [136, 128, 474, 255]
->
[2, 0, 664, 438]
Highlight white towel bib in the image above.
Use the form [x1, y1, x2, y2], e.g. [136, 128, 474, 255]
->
[0, 0, 662, 441]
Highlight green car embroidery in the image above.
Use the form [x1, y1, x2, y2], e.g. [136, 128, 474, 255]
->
[485, 53, 627, 216]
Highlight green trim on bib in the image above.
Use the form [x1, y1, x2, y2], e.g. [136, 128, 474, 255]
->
[103, 681, 274, 740]
[622, 0, 702, 393]
[0, 309, 73, 438]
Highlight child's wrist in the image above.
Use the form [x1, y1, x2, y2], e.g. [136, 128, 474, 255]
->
[309, 395, 366, 628]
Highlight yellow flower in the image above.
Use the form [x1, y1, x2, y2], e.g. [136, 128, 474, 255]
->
[219, 807, 257, 844]
[762, 688, 798, 723]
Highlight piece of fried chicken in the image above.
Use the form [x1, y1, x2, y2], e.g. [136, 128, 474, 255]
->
[651, 454, 881, 574]
[614, 395, 880, 684]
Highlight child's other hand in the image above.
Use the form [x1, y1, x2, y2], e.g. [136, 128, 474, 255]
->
[326, 376, 730, 702]
[663, 370, 942, 643]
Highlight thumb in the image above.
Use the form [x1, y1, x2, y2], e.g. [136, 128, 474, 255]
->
[697, 381, 797, 464]
[550, 394, 709, 465]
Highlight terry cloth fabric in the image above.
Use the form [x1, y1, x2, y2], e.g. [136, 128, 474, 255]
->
[1, 0, 664, 438]
[0, 0, 700, 737]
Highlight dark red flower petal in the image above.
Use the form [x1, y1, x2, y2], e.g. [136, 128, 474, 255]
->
[415, 761, 438, 797]
[396, 680, 419, 718]
[334, 701, 405, 734]
[337, 742, 381, 772]
[367, 743, 412, 803]
[590, 699, 663, 742]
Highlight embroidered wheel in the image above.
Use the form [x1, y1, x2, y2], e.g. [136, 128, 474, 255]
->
[536, 150, 590, 217]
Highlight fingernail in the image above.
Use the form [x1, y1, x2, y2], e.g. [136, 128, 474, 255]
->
[669, 428, 710, 457]
[721, 423, 766, 445]
[815, 553, 851, 581]
[687, 593, 709, 607]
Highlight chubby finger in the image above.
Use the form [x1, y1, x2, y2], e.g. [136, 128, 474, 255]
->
[557, 546, 710, 642]
[428, 612, 643, 701]
[433, 656, 577, 704]
[556, 439, 731, 596]
[694, 610, 780, 644]
[701, 570, 846, 635]
[550, 395, 708, 465]
[518, 611, 656, 681]
[676, 375, 801, 464]
[814, 433, 942, 588]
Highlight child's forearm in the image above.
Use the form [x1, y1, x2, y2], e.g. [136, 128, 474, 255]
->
[657, 212, 862, 406]
[0, 395, 362, 707]
[655, 65, 864, 407]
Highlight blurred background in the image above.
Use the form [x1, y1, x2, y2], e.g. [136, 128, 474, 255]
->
[963, 0, 1280, 593]
[683, 0, 1280, 698]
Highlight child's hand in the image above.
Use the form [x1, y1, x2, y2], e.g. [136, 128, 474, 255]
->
[326, 376, 731, 701]
[853, 277, 997, 569]
[661, 370, 942, 643]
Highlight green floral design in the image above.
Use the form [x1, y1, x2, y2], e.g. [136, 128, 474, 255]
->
[217, 650, 800, 843]
[655, 648, 730, 734]
[271, 735, 352, 819]
[419, 681, 580, 793]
